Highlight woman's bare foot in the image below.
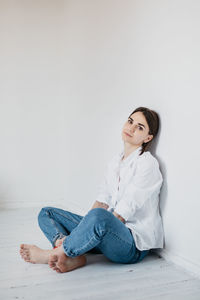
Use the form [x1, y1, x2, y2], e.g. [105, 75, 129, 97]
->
[48, 247, 87, 273]
[20, 244, 55, 264]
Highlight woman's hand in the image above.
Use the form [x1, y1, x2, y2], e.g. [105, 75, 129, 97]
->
[91, 200, 109, 210]
[113, 211, 125, 223]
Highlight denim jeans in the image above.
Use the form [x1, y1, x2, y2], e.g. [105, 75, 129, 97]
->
[38, 207, 149, 264]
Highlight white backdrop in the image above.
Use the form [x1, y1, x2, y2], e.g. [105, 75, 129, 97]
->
[0, 0, 200, 276]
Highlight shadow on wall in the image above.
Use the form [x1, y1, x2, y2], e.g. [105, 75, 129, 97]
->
[149, 122, 168, 249]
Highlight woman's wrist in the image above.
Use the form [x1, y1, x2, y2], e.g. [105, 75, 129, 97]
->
[54, 236, 66, 248]
[91, 201, 109, 210]
[113, 211, 125, 223]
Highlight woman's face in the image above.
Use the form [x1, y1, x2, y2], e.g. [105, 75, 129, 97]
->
[121, 111, 153, 147]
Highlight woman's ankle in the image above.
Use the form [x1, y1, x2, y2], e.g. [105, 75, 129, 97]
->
[55, 237, 66, 247]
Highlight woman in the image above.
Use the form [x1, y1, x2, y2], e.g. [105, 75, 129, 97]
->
[20, 106, 164, 273]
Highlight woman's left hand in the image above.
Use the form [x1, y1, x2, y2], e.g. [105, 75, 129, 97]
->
[113, 211, 125, 223]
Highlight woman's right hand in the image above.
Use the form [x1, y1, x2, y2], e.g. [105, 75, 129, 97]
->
[91, 200, 109, 210]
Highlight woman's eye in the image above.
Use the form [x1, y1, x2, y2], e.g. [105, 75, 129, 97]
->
[128, 119, 132, 123]
[139, 127, 143, 131]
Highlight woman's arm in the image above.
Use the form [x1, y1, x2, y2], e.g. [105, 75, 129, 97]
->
[114, 158, 163, 222]
[91, 200, 109, 210]
[113, 211, 125, 223]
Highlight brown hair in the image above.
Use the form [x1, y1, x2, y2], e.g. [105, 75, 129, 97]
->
[128, 107, 160, 155]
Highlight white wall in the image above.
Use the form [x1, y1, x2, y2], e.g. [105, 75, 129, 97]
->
[0, 0, 200, 276]
[0, 1, 66, 208]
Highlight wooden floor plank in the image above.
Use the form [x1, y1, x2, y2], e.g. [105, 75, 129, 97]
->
[1, 207, 200, 300]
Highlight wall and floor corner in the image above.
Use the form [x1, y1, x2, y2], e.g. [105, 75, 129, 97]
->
[0, 0, 200, 278]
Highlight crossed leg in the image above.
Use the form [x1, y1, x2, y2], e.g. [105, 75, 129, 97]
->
[20, 207, 139, 273]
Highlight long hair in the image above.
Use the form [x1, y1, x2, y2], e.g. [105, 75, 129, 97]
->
[128, 107, 160, 155]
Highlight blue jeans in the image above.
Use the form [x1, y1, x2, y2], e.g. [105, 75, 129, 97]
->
[38, 207, 149, 264]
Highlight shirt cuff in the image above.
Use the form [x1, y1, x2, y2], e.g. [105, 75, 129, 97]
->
[114, 201, 134, 221]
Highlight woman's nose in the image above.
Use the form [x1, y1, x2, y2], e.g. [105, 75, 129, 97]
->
[129, 124, 137, 132]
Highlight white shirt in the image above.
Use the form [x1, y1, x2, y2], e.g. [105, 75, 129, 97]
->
[96, 146, 164, 251]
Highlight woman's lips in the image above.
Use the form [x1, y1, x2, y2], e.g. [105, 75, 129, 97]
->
[124, 132, 132, 137]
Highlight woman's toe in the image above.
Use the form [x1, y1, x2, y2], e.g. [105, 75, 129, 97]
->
[54, 266, 61, 273]
[49, 261, 55, 268]
[56, 268, 61, 273]
[23, 244, 30, 250]
[50, 255, 58, 262]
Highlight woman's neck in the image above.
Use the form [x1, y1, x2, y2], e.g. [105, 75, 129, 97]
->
[122, 144, 141, 161]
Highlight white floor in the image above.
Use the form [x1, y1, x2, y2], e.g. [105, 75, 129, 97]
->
[1, 207, 200, 300]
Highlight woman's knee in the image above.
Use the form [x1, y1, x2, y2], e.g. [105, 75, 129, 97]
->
[86, 208, 111, 225]
[38, 206, 55, 223]
[88, 207, 109, 216]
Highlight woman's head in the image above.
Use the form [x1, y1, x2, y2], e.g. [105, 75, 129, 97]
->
[121, 107, 160, 155]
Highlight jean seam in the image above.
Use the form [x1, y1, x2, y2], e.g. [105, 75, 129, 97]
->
[64, 234, 101, 255]
[47, 215, 64, 238]
[42, 209, 80, 246]
[48, 209, 81, 225]
[105, 229, 134, 247]
[64, 228, 133, 256]
[64, 228, 105, 255]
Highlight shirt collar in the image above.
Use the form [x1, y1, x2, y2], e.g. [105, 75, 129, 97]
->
[119, 146, 142, 166]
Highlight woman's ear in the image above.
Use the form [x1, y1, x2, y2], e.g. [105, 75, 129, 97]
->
[144, 134, 153, 143]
